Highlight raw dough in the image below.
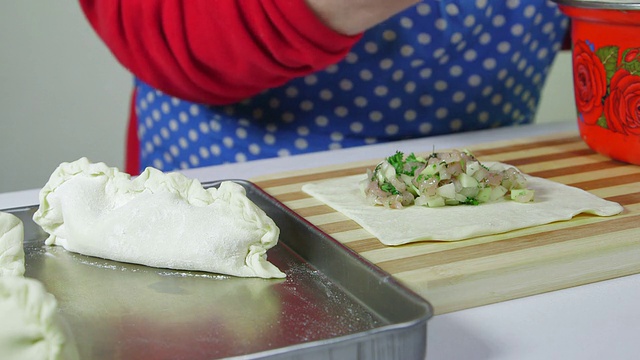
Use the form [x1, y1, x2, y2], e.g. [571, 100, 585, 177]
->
[0, 276, 79, 360]
[0, 212, 25, 277]
[1, 213, 79, 360]
[302, 167, 624, 245]
[33, 158, 285, 278]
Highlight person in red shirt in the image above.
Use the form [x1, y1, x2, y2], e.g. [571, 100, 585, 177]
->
[80, 0, 568, 174]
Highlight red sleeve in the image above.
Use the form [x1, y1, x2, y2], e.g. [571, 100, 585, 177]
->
[125, 86, 140, 175]
[79, 0, 362, 105]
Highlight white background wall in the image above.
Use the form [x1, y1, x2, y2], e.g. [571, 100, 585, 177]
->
[0, 2, 130, 194]
[0, 2, 576, 194]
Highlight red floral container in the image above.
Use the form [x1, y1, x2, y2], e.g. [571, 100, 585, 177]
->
[555, 0, 640, 165]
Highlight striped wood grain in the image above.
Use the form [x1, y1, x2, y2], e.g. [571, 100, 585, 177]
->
[252, 132, 640, 314]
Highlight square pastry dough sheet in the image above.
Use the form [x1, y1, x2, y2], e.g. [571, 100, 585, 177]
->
[301, 172, 624, 246]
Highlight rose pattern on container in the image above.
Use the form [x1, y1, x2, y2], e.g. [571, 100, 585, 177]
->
[572, 39, 640, 136]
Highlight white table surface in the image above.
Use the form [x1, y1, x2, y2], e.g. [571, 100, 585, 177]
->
[2, 121, 639, 360]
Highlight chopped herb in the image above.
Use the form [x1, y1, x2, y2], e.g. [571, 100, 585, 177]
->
[462, 197, 480, 205]
[380, 182, 400, 195]
[387, 151, 405, 175]
[386, 151, 421, 176]
[404, 153, 421, 176]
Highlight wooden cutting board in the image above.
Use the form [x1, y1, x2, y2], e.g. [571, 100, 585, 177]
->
[251, 131, 640, 315]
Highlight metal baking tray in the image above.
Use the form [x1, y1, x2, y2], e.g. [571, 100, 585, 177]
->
[4, 180, 433, 359]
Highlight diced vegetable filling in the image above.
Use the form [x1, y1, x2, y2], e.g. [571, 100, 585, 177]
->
[361, 150, 534, 209]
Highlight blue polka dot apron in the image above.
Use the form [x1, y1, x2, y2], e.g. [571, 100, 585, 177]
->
[135, 0, 568, 172]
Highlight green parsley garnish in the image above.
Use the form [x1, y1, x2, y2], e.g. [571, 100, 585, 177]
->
[386, 151, 405, 175]
[380, 182, 400, 195]
[462, 197, 480, 206]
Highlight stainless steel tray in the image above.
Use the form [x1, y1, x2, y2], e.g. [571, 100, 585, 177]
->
[4, 180, 432, 359]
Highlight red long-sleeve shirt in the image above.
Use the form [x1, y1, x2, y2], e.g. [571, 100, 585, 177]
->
[79, 0, 362, 173]
[80, 0, 361, 104]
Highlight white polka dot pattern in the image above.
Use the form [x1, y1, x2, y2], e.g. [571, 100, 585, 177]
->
[135, 1, 568, 172]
